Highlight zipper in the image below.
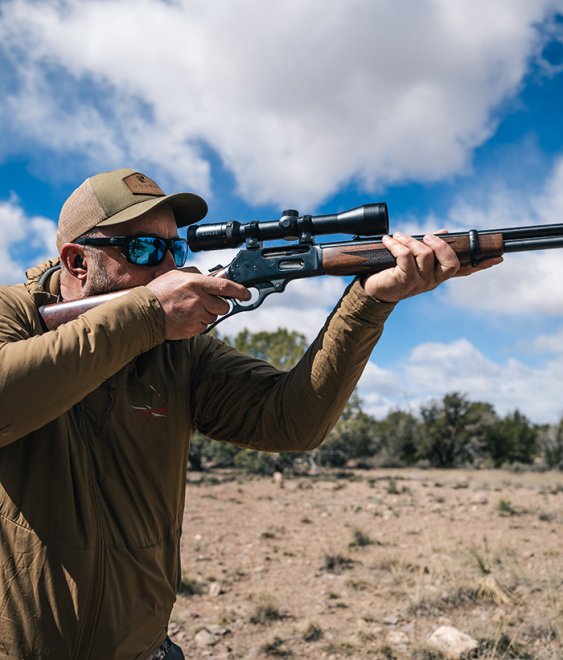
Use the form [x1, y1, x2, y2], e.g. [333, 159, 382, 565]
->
[71, 402, 107, 660]
[101, 386, 115, 480]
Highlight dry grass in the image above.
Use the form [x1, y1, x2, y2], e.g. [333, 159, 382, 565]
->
[248, 594, 289, 625]
[169, 468, 563, 658]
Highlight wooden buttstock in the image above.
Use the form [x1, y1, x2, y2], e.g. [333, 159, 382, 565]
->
[39, 290, 131, 331]
[38, 265, 199, 331]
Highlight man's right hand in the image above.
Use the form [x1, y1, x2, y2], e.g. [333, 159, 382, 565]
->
[146, 268, 251, 340]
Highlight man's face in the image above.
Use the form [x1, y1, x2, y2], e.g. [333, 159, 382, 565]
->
[82, 204, 180, 296]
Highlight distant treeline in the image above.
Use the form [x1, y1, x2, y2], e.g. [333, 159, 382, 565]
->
[189, 329, 563, 473]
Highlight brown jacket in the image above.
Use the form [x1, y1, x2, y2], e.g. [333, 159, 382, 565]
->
[0, 260, 395, 659]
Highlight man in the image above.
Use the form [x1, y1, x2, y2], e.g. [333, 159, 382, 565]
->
[0, 168, 500, 659]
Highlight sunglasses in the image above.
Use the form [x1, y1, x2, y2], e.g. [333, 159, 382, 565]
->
[74, 235, 189, 267]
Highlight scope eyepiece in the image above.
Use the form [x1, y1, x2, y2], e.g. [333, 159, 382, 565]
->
[187, 203, 388, 251]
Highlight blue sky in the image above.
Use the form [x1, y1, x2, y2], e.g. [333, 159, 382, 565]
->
[2, 0, 563, 422]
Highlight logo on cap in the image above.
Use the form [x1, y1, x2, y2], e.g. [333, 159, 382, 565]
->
[123, 173, 165, 196]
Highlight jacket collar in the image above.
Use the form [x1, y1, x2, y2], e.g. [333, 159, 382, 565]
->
[24, 258, 62, 307]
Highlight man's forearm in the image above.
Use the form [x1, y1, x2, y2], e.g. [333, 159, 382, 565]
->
[0, 288, 165, 445]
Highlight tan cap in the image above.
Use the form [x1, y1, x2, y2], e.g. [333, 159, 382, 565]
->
[56, 168, 208, 251]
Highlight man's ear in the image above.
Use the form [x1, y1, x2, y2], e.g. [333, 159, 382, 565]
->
[60, 244, 88, 280]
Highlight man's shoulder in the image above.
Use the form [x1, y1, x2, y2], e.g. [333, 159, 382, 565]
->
[0, 281, 30, 305]
[0, 260, 60, 326]
[24, 260, 61, 302]
[0, 282, 40, 337]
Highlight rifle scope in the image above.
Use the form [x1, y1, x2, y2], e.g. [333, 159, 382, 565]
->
[187, 203, 389, 251]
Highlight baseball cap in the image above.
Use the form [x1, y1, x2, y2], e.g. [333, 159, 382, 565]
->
[56, 168, 208, 251]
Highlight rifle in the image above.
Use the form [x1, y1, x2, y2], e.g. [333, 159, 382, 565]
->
[39, 203, 563, 331]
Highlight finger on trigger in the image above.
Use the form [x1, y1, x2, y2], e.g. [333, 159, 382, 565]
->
[205, 277, 251, 301]
[198, 288, 234, 316]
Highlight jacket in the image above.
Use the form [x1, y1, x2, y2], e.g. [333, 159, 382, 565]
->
[0, 259, 395, 659]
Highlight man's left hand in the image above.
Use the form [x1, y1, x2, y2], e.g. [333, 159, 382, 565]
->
[363, 232, 503, 303]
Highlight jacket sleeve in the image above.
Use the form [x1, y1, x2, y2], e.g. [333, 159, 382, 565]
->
[0, 285, 166, 446]
[191, 280, 396, 452]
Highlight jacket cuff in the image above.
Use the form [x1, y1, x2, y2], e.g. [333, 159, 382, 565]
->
[79, 286, 166, 351]
[127, 286, 167, 344]
[339, 279, 397, 325]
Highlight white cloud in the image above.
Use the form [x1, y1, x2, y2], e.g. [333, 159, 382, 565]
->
[358, 337, 563, 423]
[0, 196, 57, 284]
[444, 250, 563, 315]
[438, 156, 563, 315]
[1, 0, 561, 206]
[530, 326, 563, 354]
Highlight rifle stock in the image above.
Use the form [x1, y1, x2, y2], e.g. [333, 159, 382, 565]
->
[40, 290, 131, 331]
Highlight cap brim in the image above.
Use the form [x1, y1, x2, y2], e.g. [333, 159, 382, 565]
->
[96, 192, 208, 229]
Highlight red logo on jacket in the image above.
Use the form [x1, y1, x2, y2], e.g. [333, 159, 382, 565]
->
[131, 405, 168, 418]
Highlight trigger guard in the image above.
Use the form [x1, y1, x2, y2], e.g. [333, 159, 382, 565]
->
[204, 280, 285, 333]
[232, 282, 277, 313]
[235, 279, 288, 311]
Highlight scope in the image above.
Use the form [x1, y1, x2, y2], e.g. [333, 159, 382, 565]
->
[187, 203, 389, 251]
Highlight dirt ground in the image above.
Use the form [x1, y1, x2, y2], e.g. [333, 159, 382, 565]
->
[169, 468, 563, 659]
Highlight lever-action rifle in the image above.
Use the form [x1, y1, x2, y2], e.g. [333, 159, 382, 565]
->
[39, 203, 563, 331]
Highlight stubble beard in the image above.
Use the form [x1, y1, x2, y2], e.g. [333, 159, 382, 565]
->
[81, 250, 121, 297]
[82, 269, 116, 297]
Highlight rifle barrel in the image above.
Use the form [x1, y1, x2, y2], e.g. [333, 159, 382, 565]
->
[438, 224, 563, 256]
[494, 223, 563, 240]
[503, 236, 563, 253]
[398, 223, 563, 253]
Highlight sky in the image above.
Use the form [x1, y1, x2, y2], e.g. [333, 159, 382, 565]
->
[1, 0, 563, 423]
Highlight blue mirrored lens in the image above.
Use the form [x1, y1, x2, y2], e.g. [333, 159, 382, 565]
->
[129, 237, 165, 266]
[171, 239, 188, 267]
[127, 237, 188, 267]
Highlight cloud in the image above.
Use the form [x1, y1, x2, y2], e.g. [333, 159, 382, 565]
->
[359, 150, 563, 420]
[0, 0, 561, 206]
[530, 326, 563, 353]
[0, 196, 57, 284]
[358, 336, 563, 422]
[438, 156, 563, 315]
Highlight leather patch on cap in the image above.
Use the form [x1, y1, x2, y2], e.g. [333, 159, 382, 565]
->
[123, 173, 165, 196]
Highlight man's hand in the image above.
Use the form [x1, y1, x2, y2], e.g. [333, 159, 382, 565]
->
[146, 268, 250, 340]
[363, 232, 503, 303]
